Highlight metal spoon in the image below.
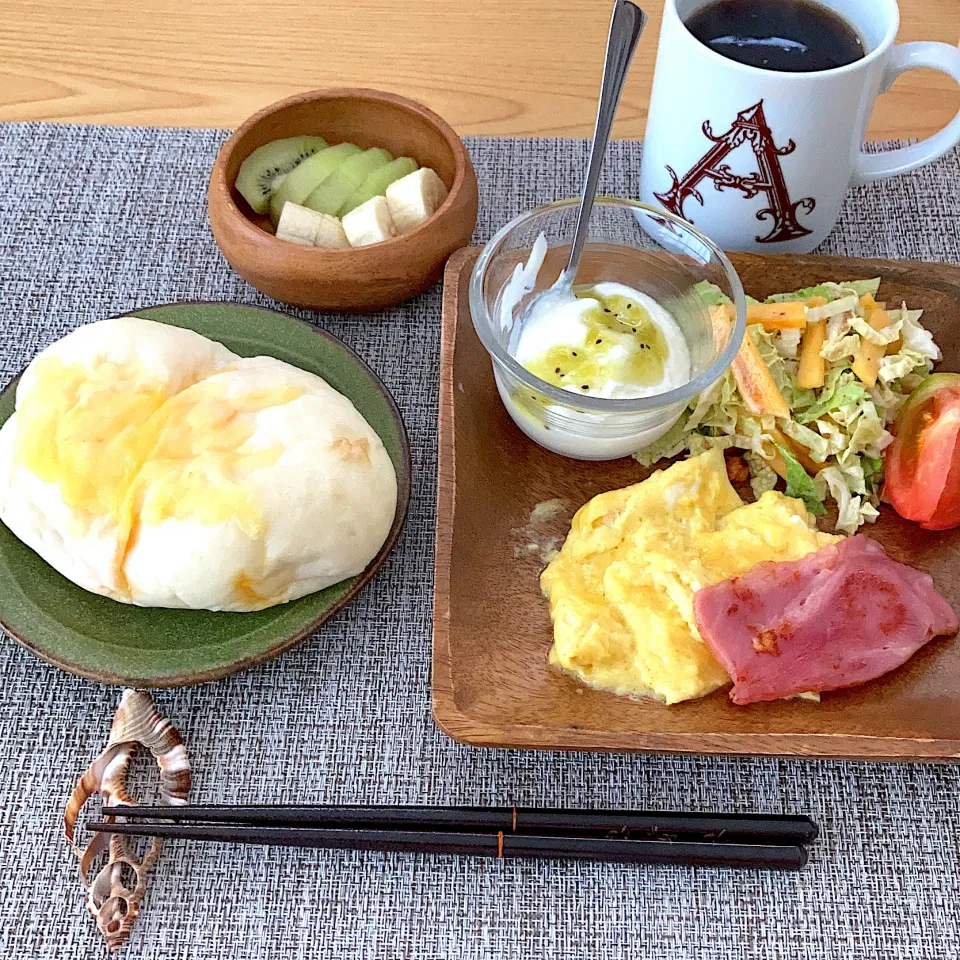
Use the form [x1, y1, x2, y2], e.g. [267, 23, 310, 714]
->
[534, 0, 646, 307]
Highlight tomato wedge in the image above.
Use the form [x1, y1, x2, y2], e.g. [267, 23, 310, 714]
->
[886, 374, 960, 530]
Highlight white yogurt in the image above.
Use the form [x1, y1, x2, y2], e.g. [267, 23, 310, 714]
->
[495, 236, 693, 460]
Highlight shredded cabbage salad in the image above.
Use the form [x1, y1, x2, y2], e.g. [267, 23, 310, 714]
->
[635, 279, 941, 533]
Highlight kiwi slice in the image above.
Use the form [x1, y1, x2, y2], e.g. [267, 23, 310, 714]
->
[268, 143, 362, 224]
[235, 136, 327, 215]
[339, 156, 418, 215]
[303, 148, 393, 216]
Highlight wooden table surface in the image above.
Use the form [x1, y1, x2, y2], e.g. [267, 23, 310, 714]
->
[1, 0, 957, 138]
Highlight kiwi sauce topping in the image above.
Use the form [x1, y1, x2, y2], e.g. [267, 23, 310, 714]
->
[522, 286, 670, 393]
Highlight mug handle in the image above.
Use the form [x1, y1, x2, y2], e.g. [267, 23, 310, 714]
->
[852, 41, 960, 186]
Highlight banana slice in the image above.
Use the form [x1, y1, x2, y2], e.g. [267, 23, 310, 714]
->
[312, 212, 350, 249]
[275, 203, 348, 248]
[385, 168, 448, 234]
[342, 196, 398, 247]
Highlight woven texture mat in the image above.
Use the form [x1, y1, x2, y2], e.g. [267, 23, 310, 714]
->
[0, 123, 958, 959]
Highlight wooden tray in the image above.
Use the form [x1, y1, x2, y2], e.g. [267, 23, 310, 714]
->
[433, 246, 960, 762]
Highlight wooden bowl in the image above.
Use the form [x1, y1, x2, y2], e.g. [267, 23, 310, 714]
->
[208, 89, 479, 312]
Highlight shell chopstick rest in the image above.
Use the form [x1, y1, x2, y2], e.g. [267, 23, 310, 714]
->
[64, 690, 191, 950]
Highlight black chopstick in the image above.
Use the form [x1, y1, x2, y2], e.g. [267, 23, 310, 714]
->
[102, 804, 818, 845]
[89, 820, 808, 870]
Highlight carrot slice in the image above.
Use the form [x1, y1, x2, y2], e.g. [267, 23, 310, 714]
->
[746, 301, 807, 330]
[797, 318, 827, 389]
[852, 304, 891, 388]
[767, 446, 789, 481]
[709, 305, 790, 418]
[769, 425, 825, 475]
[709, 303, 735, 349]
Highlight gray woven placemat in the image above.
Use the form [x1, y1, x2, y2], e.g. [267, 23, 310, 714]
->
[0, 123, 958, 959]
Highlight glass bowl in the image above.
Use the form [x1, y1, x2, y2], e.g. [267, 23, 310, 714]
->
[469, 198, 747, 460]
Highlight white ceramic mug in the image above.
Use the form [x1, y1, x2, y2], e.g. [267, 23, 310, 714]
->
[639, 0, 960, 253]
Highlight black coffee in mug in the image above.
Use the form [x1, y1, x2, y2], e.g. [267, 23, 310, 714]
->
[685, 0, 866, 73]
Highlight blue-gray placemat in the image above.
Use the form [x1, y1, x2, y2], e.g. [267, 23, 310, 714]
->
[0, 123, 958, 959]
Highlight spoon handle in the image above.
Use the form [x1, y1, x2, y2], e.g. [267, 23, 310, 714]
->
[565, 0, 647, 281]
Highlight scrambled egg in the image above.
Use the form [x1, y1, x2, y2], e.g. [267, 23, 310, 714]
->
[0, 317, 397, 612]
[542, 449, 840, 704]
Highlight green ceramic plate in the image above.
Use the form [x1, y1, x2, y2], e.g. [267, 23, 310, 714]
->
[0, 303, 411, 687]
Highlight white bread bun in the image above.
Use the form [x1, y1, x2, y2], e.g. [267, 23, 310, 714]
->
[0, 318, 397, 612]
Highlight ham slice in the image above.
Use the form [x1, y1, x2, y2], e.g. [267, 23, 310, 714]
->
[693, 536, 958, 705]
